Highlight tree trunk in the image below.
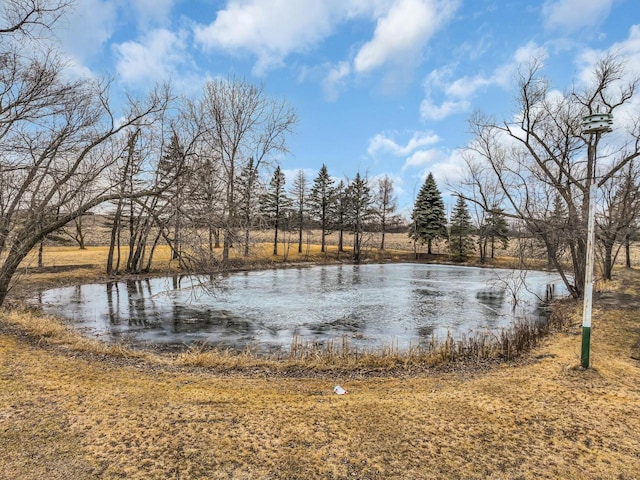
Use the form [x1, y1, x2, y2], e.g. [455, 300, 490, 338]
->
[38, 240, 44, 268]
[273, 221, 279, 256]
[244, 227, 250, 257]
[107, 200, 124, 275]
[0, 235, 39, 306]
[603, 240, 614, 280]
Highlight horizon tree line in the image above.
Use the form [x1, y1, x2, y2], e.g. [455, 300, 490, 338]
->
[1, 0, 639, 310]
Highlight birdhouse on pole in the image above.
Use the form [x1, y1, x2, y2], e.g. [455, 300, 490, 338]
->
[582, 113, 613, 134]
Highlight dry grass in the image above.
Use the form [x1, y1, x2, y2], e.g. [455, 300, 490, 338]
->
[1, 243, 640, 478]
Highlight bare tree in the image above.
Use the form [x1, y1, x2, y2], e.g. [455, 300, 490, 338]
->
[196, 77, 296, 266]
[596, 160, 640, 279]
[0, 0, 69, 35]
[464, 55, 640, 299]
[373, 175, 397, 250]
[0, 2, 172, 305]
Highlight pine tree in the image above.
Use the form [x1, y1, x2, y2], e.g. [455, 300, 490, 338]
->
[290, 170, 309, 254]
[345, 172, 372, 262]
[410, 172, 447, 254]
[449, 196, 475, 261]
[235, 157, 260, 256]
[309, 164, 336, 253]
[158, 132, 186, 261]
[260, 166, 290, 255]
[335, 180, 347, 253]
[485, 207, 509, 259]
[478, 205, 509, 262]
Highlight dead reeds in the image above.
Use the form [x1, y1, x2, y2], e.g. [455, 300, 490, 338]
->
[173, 301, 576, 373]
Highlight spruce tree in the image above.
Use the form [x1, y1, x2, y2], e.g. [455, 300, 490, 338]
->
[235, 158, 260, 256]
[335, 180, 347, 253]
[158, 132, 186, 260]
[309, 164, 336, 253]
[478, 205, 509, 262]
[485, 207, 509, 259]
[449, 195, 475, 261]
[410, 172, 447, 254]
[290, 170, 309, 254]
[260, 166, 290, 255]
[345, 172, 372, 262]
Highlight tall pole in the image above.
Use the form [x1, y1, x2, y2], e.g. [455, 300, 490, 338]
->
[581, 162, 597, 368]
[580, 113, 612, 368]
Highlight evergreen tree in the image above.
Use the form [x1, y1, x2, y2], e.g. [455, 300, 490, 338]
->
[485, 207, 509, 259]
[158, 132, 187, 260]
[345, 172, 372, 262]
[309, 164, 336, 253]
[290, 170, 309, 254]
[449, 196, 475, 261]
[545, 193, 569, 267]
[236, 157, 260, 256]
[478, 205, 509, 262]
[260, 166, 290, 255]
[410, 172, 447, 254]
[335, 180, 347, 253]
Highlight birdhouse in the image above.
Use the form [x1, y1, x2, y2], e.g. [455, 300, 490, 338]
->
[582, 113, 613, 134]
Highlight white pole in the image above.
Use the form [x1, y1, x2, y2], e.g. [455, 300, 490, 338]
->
[581, 180, 597, 368]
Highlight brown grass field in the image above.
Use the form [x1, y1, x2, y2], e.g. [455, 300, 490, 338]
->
[1, 237, 640, 479]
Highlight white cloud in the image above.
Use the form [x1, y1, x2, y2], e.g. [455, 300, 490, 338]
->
[576, 25, 640, 84]
[128, 0, 176, 30]
[402, 148, 446, 171]
[419, 42, 547, 121]
[193, 0, 458, 79]
[280, 168, 317, 185]
[514, 41, 548, 65]
[368, 131, 440, 157]
[427, 148, 467, 193]
[353, 0, 459, 73]
[419, 98, 469, 121]
[322, 61, 351, 101]
[57, 0, 118, 61]
[114, 28, 192, 87]
[194, 0, 341, 75]
[574, 25, 640, 135]
[542, 0, 614, 32]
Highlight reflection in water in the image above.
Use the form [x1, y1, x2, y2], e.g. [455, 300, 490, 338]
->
[37, 264, 565, 352]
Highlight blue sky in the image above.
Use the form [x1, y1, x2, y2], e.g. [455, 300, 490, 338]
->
[52, 0, 640, 214]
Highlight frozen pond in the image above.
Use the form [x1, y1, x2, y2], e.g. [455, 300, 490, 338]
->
[37, 263, 564, 352]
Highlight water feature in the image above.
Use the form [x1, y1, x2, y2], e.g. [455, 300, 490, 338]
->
[36, 263, 565, 352]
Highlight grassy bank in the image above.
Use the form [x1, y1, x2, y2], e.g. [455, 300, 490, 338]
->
[1, 246, 639, 478]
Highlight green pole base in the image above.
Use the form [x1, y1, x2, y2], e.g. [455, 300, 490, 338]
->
[581, 326, 591, 368]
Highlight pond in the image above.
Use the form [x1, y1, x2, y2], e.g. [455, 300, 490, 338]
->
[37, 263, 564, 352]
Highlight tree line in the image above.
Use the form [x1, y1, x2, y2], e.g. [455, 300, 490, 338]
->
[1, 1, 639, 309]
[409, 172, 509, 263]
[409, 55, 640, 300]
[260, 166, 402, 261]
[0, 1, 406, 309]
